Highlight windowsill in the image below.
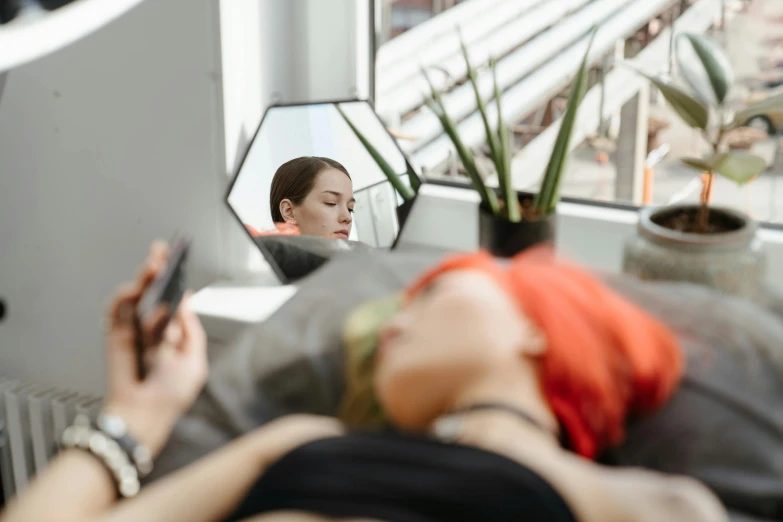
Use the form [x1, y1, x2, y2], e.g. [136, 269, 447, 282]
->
[193, 197, 783, 333]
[190, 279, 298, 342]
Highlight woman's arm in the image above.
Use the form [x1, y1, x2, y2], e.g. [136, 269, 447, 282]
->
[603, 467, 729, 522]
[2, 412, 341, 522]
[1, 242, 207, 522]
[0, 243, 342, 522]
[104, 429, 267, 522]
[0, 404, 176, 522]
[102, 415, 343, 522]
[1, 450, 118, 522]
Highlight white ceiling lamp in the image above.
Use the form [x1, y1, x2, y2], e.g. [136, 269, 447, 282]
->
[0, 0, 148, 73]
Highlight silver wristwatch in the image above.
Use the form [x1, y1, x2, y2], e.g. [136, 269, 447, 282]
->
[96, 412, 154, 477]
[60, 414, 141, 498]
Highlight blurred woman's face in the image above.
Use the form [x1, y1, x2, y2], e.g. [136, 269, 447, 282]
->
[281, 168, 354, 239]
[374, 271, 544, 431]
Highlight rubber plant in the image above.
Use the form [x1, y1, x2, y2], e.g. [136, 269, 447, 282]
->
[626, 33, 781, 231]
[420, 27, 597, 222]
[336, 104, 419, 202]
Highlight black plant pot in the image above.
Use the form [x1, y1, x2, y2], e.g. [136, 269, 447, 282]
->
[396, 197, 416, 230]
[0, 0, 21, 23]
[38, 0, 77, 10]
[479, 193, 556, 257]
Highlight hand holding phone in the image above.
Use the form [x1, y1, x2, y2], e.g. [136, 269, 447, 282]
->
[103, 239, 208, 454]
[134, 235, 191, 380]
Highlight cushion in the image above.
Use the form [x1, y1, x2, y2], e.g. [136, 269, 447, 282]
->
[151, 250, 783, 521]
[253, 235, 373, 282]
[598, 276, 783, 520]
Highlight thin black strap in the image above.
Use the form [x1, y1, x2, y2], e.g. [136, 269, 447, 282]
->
[447, 402, 558, 437]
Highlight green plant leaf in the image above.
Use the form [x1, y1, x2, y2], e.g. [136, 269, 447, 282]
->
[406, 164, 421, 192]
[681, 156, 717, 172]
[714, 151, 767, 185]
[460, 34, 503, 187]
[732, 88, 783, 127]
[677, 33, 734, 106]
[421, 65, 446, 107]
[625, 63, 709, 129]
[491, 57, 520, 222]
[534, 27, 597, 214]
[336, 105, 415, 201]
[422, 67, 500, 214]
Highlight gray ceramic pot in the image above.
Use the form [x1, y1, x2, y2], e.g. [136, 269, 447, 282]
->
[623, 204, 766, 298]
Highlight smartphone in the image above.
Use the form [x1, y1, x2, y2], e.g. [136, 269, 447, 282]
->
[134, 235, 191, 380]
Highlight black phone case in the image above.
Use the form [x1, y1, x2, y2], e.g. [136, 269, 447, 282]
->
[135, 236, 191, 380]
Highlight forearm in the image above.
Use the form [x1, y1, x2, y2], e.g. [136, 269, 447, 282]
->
[102, 429, 273, 522]
[1, 450, 116, 522]
[3, 428, 266, 522]
[0, 402, 176, 522]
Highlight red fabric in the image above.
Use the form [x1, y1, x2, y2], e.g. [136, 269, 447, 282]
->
[245, 224, 262, 237]
[407, 247, 682, 459]
[245, 223, 301, 237]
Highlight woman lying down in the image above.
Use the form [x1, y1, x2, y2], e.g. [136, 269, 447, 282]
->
[0, 242, 726, 522]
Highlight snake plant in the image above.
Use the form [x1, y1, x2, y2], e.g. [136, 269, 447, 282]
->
[336, 104, 418, 202]
[422, 27, 597, 221]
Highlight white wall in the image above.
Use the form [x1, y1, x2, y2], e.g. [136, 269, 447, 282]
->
[220, 0, 370, 179]
[300, 0, 370, 102]
[0, 0, 228, 394]
[0, 0, 371, 395]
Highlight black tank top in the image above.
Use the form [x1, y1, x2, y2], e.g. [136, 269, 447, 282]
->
[227, 431, 578, 522]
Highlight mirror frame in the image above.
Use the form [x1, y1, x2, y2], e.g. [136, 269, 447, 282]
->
[224, 98, 421, 283]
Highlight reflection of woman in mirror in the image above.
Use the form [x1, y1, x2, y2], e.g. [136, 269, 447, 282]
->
[269, 157, 354, 240]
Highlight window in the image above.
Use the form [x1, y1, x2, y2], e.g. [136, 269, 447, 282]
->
[385, 0, 465, 39]
[390, 7, 432, 36]
[376, 0, 783, 225]
[556, 0, 781, 225]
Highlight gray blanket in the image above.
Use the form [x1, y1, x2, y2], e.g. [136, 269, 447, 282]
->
[151, 249, 783, 522]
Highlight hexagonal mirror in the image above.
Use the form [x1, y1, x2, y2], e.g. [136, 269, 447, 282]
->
[226, 100, 419, 282]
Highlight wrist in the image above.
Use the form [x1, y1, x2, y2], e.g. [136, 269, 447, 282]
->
[102, 401, 178, 457]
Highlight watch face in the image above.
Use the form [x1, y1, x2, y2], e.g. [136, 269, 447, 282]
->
[98, 414, 126, 439]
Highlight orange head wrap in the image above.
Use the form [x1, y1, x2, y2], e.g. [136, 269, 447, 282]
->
[407, 247, 682, 459]
[245, 223, 301, 237]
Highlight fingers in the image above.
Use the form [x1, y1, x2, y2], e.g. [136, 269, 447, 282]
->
[144, 342, 169, 371]
[163, 321, 183, 347]
[139, 320, 180, 374]
[107, 241, 170, 327]
[145, 240, 169, 268]
[143, 298, 206, 396]
[141, 305, 171, 347]
[177, 294, 206, 356]
[135, 241, 169, 294]
[108, 283, 140, 328]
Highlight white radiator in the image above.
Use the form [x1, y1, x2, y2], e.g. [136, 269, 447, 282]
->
[0, 378, 102, 501]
